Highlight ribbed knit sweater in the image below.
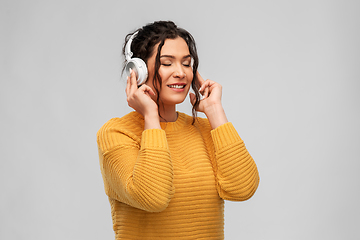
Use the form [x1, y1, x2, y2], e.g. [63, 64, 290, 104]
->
[97, 111, 259, 240]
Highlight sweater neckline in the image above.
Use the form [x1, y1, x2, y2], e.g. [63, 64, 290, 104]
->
[160, 112, 192, 131]
[131, 111, 192, 132]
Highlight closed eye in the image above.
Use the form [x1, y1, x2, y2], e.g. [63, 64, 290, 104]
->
[182, 60, 191, 67]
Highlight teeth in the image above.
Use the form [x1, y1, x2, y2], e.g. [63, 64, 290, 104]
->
[168, 85, 185, 89]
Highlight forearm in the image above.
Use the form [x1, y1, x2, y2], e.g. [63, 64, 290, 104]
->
[99, 128, 174, 212]
[211, 122, 259, 201]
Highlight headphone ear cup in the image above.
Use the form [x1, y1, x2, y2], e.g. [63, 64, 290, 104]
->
[125, 58, 148, 85]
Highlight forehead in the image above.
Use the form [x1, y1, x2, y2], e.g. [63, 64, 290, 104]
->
[160, 37, 189, 55]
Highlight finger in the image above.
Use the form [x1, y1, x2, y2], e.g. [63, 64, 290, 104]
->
[140, 84, 156, 96]
[203, 85, 210, 99]
[199, 79, 211, 95]
[129, 68, 138, 93]
[196, 71, 205, 89]
[196, 71, 205, 84]
[126, 76, 130, 96]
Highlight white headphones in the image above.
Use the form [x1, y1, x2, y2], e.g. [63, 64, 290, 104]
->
[125, 31, 148, 85]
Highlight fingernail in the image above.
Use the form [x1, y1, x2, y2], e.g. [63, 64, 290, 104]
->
[129, 68, 133, 74]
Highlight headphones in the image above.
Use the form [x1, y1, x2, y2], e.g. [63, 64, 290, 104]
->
[125, 31, 148, 85]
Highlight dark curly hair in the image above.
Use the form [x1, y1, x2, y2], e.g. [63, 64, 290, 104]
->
[122, 21, 201, 123]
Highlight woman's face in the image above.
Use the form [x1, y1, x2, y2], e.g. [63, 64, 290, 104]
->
[146, 37, 194, 107]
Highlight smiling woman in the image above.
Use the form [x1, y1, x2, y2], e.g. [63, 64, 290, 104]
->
[96, 20, 260, 240]
[145, 37, 194, 120]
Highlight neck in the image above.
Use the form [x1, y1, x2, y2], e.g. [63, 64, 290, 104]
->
[158, 104, 177, 122]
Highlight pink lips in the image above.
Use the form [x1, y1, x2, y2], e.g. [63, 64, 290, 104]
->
[167, 83, 186, 92]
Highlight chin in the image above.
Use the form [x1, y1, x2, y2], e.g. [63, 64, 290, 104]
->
[162, 97, 187, 106]
[160, 89, 190, 106]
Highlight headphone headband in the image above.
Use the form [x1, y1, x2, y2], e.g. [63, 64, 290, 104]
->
[125, 31, 138, 61]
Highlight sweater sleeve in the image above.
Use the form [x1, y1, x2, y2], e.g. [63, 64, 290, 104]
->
[97, 123, 175, 212]
[210, 122, 260, 201]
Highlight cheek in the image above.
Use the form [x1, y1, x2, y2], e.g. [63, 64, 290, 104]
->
[187, 71, 194, 82]
[189, 71, 194, 79]
[158, 68, 172, 82]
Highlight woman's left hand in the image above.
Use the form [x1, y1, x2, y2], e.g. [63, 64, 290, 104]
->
[190, 72, 222, 113]
[190, 72, 228, 129]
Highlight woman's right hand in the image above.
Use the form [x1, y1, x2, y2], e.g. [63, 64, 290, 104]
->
[126, 69, 161, 129]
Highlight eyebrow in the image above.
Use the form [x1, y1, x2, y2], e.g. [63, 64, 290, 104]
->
[160, 54, 191, 59]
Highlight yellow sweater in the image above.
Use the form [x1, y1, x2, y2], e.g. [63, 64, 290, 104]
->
[97, 111, 259, 239]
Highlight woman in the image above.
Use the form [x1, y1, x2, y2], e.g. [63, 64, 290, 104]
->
[97, 21, 259, 240]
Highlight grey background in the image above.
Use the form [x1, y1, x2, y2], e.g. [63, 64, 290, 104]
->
[1, 0, 359, 239]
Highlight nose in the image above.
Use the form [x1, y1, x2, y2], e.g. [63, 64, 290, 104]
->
[173, 64, 186, 78]
[174, 71, 186, 78]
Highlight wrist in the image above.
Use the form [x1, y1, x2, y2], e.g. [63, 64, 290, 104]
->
[204, 104, 228, 129]
[204, 103, 224, 117]
[144, 113, 161, 130]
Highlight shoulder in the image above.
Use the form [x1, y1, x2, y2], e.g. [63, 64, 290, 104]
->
[97, 112, 144, 152]
[99, 111, 144, 131]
